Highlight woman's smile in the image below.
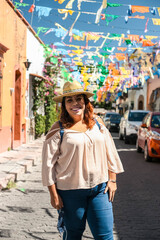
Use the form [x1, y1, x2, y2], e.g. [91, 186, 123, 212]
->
[71, 107, 81, 112]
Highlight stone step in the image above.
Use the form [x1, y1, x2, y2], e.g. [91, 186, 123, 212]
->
[0, 137, 44, 190]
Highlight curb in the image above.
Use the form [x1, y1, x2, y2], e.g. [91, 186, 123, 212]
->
[0, 137, 44, 190]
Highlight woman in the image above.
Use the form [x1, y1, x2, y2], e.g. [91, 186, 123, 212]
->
[42, 80, 124, 240]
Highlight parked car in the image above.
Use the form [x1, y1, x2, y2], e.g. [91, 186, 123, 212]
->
[119, 110, 150, 144]
[136, 112, 160, 161]
[104, 112, 118, 126]
[105, 113, 122, 132]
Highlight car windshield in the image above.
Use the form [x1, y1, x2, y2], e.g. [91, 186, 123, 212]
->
[128, 112, 148, 122]
[151, 115, 160, 128]
[110, 115, 121, 120]
[105, 113, 116, 118]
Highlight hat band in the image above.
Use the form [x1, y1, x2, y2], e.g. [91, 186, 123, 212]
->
[63, 88, 84, 94]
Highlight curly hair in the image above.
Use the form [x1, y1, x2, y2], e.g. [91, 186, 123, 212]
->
[60, 94, 95, 129]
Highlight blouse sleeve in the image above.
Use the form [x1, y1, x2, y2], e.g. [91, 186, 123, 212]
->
[101, 124, 124, 174]
[41, 131, 60, 186]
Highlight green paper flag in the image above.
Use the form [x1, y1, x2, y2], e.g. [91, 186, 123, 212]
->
[105, 14, 119, 26]
[100, 76, 105, 81]
[36, 27, 50, 37]
[125, 39, 133, 45]
[107, 3, 122, 8]
[108, 33, 122, 38]
[14, 2, 29, 9]
[100, 53, 110, 58]
[103, 47, 113, 51]
[92, 56, 99, 60]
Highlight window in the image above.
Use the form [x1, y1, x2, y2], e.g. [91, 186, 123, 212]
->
[151, 115, 160, 128]
[110, 114, 121, 120]
[128, 112, 149, 122]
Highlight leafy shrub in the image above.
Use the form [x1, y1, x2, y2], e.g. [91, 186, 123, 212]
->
[35, 114, 46, 138]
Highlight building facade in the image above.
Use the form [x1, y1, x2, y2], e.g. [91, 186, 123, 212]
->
[0, 0, 44, 152]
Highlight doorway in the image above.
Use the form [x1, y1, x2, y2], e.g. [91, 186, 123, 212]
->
[14, 70, 21, 140]
[138, 95, 144, 110]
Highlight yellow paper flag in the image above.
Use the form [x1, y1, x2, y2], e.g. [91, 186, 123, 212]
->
[152, 18, 160, 25]
[157, 8, 160, 16]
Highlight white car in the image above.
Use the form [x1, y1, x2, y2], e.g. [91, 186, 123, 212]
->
[119, 110, 150, 144]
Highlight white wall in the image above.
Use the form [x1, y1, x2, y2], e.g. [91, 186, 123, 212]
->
[25, 29, 45, 141]
[26, 29, 45, 117]
[26, 30, 45, 76]
[128, 82, 147, 110]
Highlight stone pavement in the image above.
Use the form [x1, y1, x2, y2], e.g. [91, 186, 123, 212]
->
[0, 137, 119, 240]
[0, 137, 44, 190]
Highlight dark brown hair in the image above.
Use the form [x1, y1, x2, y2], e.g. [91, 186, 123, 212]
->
[60, 94, 95, 129]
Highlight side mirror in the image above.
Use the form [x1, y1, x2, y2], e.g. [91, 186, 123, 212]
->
[141, 123, 147, 128]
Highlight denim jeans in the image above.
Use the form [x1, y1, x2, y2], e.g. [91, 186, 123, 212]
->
[57, 182, 113, 240]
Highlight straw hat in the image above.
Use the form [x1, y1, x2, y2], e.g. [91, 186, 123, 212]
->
[53, 80, 94, 103]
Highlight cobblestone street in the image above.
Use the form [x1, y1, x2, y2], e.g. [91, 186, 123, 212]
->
[0, 133, 160, 239]
[0, 149, 94, 240]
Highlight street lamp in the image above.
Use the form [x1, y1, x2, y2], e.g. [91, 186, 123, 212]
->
[23, 59, 32, 71]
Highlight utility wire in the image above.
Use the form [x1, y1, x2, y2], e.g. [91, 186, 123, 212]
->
[30, 0, 35, 26]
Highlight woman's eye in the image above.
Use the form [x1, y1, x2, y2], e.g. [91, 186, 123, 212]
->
[67, 99, 72, 103]
[77, 97, 82, 101]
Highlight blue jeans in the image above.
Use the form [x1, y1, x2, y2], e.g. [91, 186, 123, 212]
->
[57, 182, 113, 240]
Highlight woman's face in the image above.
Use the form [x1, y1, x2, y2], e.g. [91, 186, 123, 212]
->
[65, 94, 85, 120]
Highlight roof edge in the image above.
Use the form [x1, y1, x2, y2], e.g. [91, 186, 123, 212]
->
[6, 0, 44, 45]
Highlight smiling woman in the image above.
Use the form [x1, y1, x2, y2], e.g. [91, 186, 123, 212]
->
[42, 80, 124, 240]
[64, 95, 85, 120]
[61, 93, 95, 129]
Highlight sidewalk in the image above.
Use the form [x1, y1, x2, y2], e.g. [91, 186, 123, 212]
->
[0, 137, 44, 190]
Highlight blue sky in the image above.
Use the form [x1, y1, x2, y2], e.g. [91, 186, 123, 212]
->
[14, 0, 160, 44]
[13, 0, 160, 66]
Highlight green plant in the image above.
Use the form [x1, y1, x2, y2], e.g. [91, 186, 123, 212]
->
[45, 103, 58, 133]
[35, 114, 46, 138]
[31, 46, 71, 138]
[6, 180, 16, 189]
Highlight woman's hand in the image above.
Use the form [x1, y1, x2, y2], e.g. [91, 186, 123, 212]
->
[50, 193, 64, 210]
[48, 184, 64, 210]
[104, 181, 117, 202]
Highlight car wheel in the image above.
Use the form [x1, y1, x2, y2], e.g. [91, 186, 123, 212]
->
[144, 143, 152, 162]
[119, 131, 123, 140]
[136, 139, 142, 153]
[124, 130, 129, 144]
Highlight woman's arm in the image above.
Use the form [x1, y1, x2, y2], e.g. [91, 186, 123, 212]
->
[104, 171, 117, 202]
[95, 115, 122, 202]
[108, 170, 116, 182]
[48, 184, 64, 210]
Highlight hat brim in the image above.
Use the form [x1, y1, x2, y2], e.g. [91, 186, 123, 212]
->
[53, 91, 94, 103]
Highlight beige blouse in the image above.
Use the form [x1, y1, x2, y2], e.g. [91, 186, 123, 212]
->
[42, 123, 124, 190]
